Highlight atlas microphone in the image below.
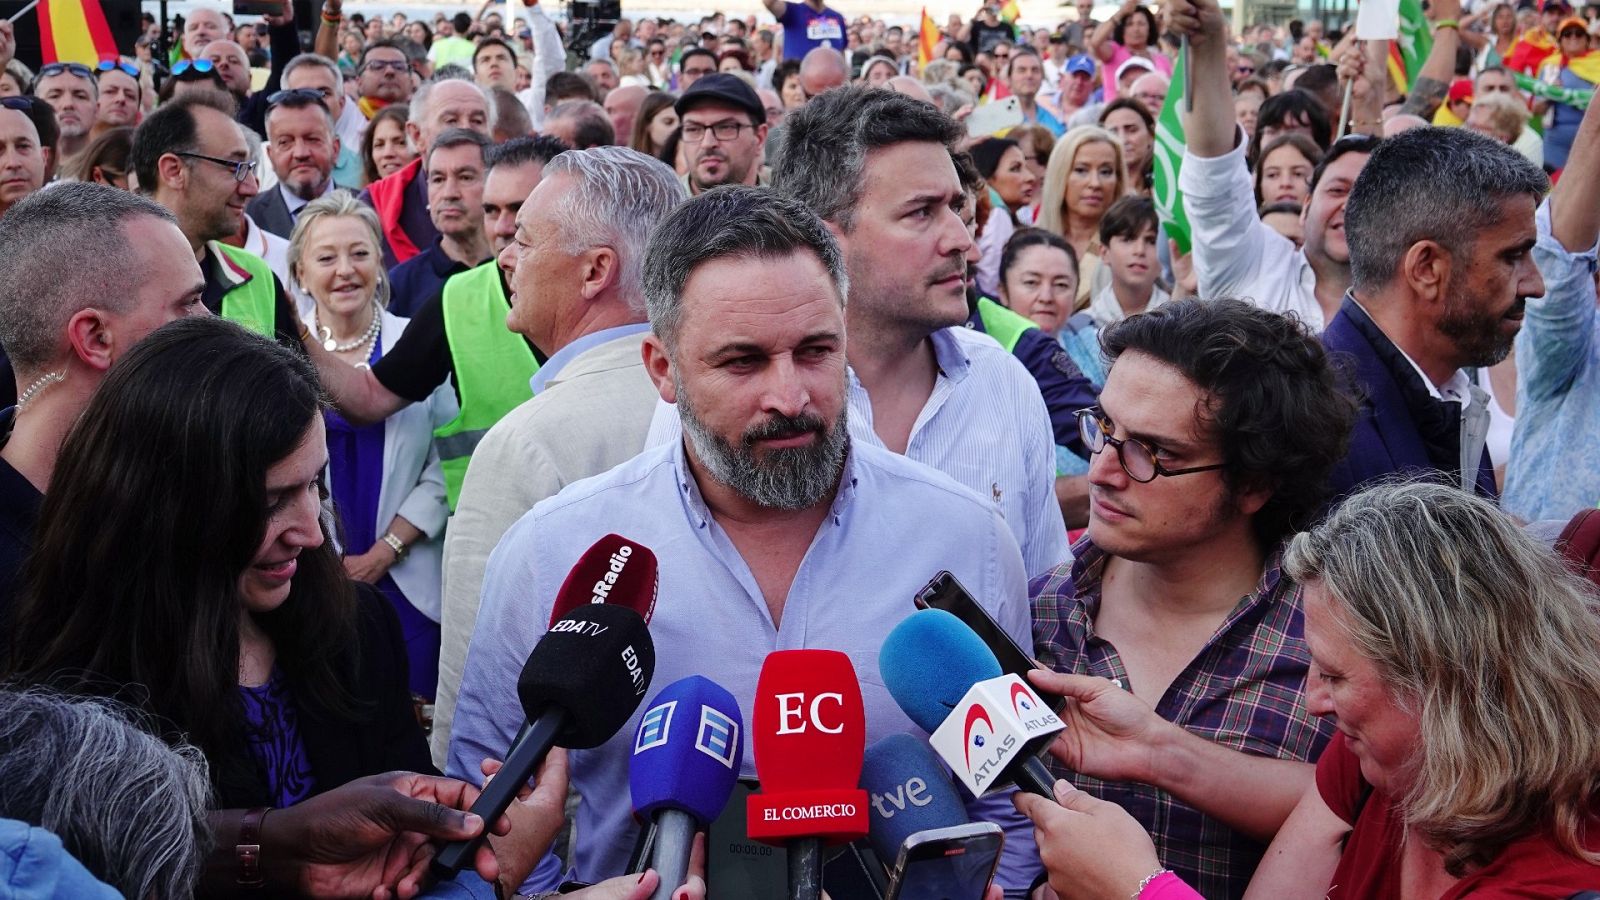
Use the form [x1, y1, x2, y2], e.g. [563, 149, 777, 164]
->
[747, 650, 870, 900]
[879, 609, 1064, 798]
[629, 676, 745, 900]
[431, 604, 657, 878]
[546, 532, 659, 626]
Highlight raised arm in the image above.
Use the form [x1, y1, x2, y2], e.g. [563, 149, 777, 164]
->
[314, 0, 340, 60]
[1334, 38, 1388, 136]
[1399, 0, 1462, 119]
[1164, 0, 1233, 156]
[1550, 82, 1600, 252]
[764, 0, 788, 24]
[302, 333, 410, 425]
[1090, 0, 1140, 62]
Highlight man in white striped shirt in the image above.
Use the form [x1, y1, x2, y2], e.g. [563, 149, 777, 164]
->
[772, 85, 1073, 578]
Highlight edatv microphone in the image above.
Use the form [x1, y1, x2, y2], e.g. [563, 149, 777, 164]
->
[747, 650, 870, 900]
[432, 604, 657, 877]
[879, 610, 1063, 799]
[860, 733, 970, 872]
[630, 675, 745, 900]
[547, 533, 659, 626]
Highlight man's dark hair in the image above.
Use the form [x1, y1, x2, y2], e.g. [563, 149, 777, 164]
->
[263, 88, 333, 132]
[644, 186, 847, 349]
[426, 126, 492, 169]
[1254, 89, 1331, 153]
[1346, 126, 1547, 293]
[774, 84, 963, 230]
[488, 134, 571, 170]
[679, 47, 717, 71]
[130, 91, 236, 195]
[453, 12, 473, 34]
[545, 70, 598, 105]
[473, 35, 518, 66]
[1307, 132, 1379, 194]
[1102, 298, 1356, 546]
[359, 37, 409, 69]
[1294, 63, 1339, 100]
[1098, 195, 1157, 245]
[546, 101, 615, 149]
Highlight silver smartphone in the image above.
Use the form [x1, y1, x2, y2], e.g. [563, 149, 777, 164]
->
[883, 823, 1003, 900]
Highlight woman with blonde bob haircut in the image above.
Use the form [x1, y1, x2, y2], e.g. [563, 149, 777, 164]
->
[1012, 480, 1600, 899]
[1035, 126, 1125, 308]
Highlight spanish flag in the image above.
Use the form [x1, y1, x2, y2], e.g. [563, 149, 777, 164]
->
[37, 0, 120, 66]
[917, 8, 940, 72]
[999, 0, 1022, 24]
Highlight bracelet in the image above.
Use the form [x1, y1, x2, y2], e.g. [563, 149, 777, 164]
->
[1131, 868, 1174, 899]
[237, 806, 272, 888]
[321, 13, 342, 24]
[381, 532, 408, 561]
[297, 320, 311, 343]
[1433, 18, 1459, 29]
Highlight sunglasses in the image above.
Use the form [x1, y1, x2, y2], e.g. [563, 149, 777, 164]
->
[363, 58, 410, 72]
[0, 95, 40, 111]
[38, 62, 93, 79]
[265, 87, 327, 108]
[171, 58, 216, 76]
[96, 60, 141, 78]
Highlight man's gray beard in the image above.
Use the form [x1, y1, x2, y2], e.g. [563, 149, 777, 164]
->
[676, 374, 850, 511]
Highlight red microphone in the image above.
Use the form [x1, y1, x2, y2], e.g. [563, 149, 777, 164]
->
[547, 533, 659, 627]
[747, 650, 868, 900]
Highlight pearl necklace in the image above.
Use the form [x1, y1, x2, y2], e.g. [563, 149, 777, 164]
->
[317, 300, 382, 353]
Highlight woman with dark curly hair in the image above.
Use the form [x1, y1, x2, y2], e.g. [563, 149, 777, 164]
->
[1089, 0, 1171, 98]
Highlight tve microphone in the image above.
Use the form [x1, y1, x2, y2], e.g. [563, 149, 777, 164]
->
[630, 676, 745, 900]
[748, 650, 870, 900]
[860, 733, 970, 871]
[432, 604, 657, 877]
[547, 533, 659, 627]
[879, 610, 1063, 799]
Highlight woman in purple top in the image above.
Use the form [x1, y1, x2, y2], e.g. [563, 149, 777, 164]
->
[3, 316, 431, 810]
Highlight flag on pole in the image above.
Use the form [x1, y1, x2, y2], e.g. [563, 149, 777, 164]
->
[1513, 70, 1594, 109]
[918, 7, 940, 72]
[37, 0, 119, 66]
[1385, 0, 1432, 93]
[1152, 48, 1191, 255]
[999, 0, 1022, 24]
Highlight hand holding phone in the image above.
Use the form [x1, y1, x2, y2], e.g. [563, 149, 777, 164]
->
[913, 571, 1067, 714]
[883, 823, 1003, 900]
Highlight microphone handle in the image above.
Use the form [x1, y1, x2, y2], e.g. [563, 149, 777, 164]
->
[646, 808, 697, 900]
[1015, 755, 1057, 799]
[787, 837, 823, 900]
[431, 709, 568, 878]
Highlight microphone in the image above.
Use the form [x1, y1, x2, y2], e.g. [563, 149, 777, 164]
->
[747, 650, 869, 900]
[879, 610, 1063, 799]
[630, 675, 745, 900]
[432, 604, 657, 877]
[859, 733, 970, 873]
[546, 533, 659, 626]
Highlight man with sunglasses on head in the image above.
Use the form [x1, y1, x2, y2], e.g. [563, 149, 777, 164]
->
[92, 61, 145, 134]
[131, 92, 303, 349]
[0, 96, 53, 221]
[1029, 298, 1355, 899]
[30, 63, 97, 164]
[246, 89, 343, 240]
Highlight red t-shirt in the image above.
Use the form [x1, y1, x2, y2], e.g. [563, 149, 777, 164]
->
[1317, 731, 1600, 898]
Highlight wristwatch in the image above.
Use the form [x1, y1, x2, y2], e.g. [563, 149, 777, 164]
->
[381, 532, 408, 561]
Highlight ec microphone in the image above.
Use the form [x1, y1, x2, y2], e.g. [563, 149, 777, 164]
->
[860, 733, 970, 872]
[747, 650, 869, 900]
[432, 604, 657, 877]
[879, 610, 1063, 799]
[630, 675, 745, 900]
[547, 533, 659, 627]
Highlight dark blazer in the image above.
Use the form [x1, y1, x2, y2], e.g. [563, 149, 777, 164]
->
[245, 186, 294, 240]
[1322, 304, 1495, 503]
[216, 585, 436, 809]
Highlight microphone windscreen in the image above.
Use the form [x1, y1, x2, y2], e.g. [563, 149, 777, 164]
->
[879, 610, 1003, 733]
[860, 733, 969, 865]
[750, 649, 866, 796]
[518, 604, 656, 749]
[630, 675, 745, 825]
[548, 533, 659, 627]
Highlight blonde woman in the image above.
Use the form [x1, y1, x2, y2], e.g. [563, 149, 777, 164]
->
[287, 190, 457, 702]
[1036, 125, 1125, 308]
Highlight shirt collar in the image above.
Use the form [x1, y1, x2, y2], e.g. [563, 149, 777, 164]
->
[1347, 294, 1473, 405]
[671, 432, 861, 530]
[279, 180, 333, 215]
[1067, 536, 1289, 632]
[928, 327, 973, 384]
[528, 322, 651, 394]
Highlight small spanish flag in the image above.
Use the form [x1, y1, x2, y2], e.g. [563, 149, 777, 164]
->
[36, 0, 119, 66]
[917, 8, 940, 72]
[999, 0, 1022, 24]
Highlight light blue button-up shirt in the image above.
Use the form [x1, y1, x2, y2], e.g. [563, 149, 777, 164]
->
[527, 322, 652, 394]
[448, 438, 1041, 893]
[647, 326, 1071, 580]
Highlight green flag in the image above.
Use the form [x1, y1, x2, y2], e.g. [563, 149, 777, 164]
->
[1395, 0, 1433, 88]
[1152, 49, 1191, 255]
[1513, 71, 1593, 110]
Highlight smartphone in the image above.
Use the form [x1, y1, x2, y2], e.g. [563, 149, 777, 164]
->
[965, 96, 1023, 138]
[883, 823, 1003, 900]
[914, 571, 1066, 714]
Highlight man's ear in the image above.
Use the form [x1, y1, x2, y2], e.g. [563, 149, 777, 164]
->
[64, 308, 118, 373]
[641, 333, 677, 404]
[1399, 239, 1452, 311]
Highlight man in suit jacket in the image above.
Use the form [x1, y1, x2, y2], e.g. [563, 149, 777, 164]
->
[428, 146, 686, 766]
[1324, 126, 1547, 502]
[246, 90, 340, 240]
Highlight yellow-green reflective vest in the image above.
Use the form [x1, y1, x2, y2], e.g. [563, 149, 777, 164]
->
[212, 243, 278, 338]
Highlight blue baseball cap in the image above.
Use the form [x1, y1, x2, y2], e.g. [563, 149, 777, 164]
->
[1065, 54, 1096, 77]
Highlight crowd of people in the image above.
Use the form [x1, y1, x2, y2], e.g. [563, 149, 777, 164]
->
[0, 0, 1599, 895]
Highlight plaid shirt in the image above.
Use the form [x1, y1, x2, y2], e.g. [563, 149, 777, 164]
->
[1030, 539, 1334, 900]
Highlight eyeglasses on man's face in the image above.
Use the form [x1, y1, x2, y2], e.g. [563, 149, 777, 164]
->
[1075, 407, 1226, 483]
[174, 151, 258, 183]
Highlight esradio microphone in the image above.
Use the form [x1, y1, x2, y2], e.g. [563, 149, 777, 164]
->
[860, 733, 970, 872]
[630, 676, 745, 900]
[432, 604, 657, 877]
[879, 610, 1063, 799]
[747, 650, 869, 900]
[547, 533, 659, 626]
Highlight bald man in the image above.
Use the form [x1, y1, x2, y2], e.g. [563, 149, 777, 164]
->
[603, 83, 647, 145]
[798, 46, 848, 97]
[887, 75, 933, 103]
[192, 1, 302, 136]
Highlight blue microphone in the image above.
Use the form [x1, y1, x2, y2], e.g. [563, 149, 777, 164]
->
[860, 733, 969, 869]
[879, 610, 1056, 798]
[630, 675, 745, 900]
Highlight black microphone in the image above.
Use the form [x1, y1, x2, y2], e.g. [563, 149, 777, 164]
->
[432, 604, 657, 877]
